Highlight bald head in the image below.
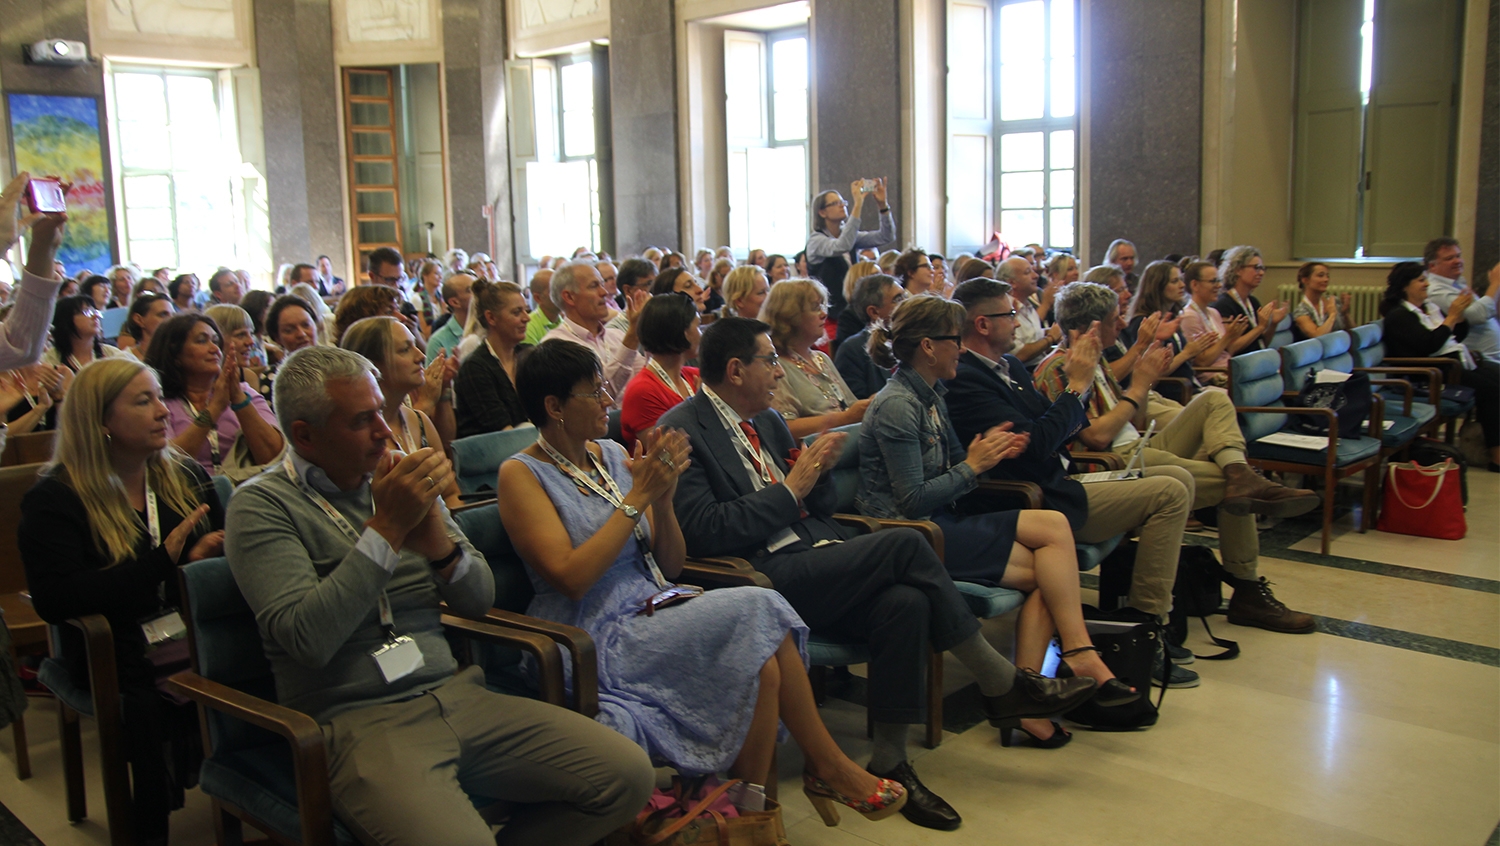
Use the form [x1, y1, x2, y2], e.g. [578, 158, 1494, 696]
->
[996, 256, 1039, 297]
[530, 269, 557, 317]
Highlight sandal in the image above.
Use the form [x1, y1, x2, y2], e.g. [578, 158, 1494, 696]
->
[1000, 720, 1072, 748]
[1059, 646, 1141, 708]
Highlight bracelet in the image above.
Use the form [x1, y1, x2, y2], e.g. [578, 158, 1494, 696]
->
[878, 206, 891, 214]
[231, 395, 254, 411]
[1120, 396, 1140, 411]
[191, 410, 215, 429]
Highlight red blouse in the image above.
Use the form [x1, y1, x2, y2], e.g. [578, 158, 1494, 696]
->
[620, 365, 699, 449]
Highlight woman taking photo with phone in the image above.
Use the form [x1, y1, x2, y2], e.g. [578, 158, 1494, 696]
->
[805, 178, 895, 327]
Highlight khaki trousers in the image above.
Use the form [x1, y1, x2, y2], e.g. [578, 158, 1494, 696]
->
[1116, 390, 1260, 580]
[1077, 466, 1193, 616]
[320, 666, 655, 846]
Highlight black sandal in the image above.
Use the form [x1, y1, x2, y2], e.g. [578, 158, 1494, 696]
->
[1000, 720, 1072, 748]
[1059, 646, 1141, 708]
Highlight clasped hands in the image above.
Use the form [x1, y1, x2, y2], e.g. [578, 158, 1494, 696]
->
[367, 447, 457, 561]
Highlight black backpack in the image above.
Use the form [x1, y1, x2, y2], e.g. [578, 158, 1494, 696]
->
[1167, 545, 1239, 660]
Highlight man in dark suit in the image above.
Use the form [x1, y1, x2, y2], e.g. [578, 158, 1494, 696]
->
[659, 317, 1095, 831]
[945, 279, 1194, 656]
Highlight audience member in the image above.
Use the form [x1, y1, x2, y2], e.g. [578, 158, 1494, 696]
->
[947, 277, 1195, 691]
[721, 265, 770, 320]
[333, 284, 403, 345]
[860, 294, 1139, 739]
[207, 268, 243, 305]
[500, 340, 906, 823]
[651, 266, 709, 314]
[205, 304, 271, 397]
[454, 279, 532, 437]
[1290, 262, 1351, 341]
[131, 276, 168, 299]
[106, 264, 138, 307]
[265, 293, 320, 356]
[225, 345, 654, 845]
[146, 313, 284, 477]
[893, 248, 934, 296]
[596, 259, 621, 308]
[20, 357, 224, 846]
[834, 273, 902, 399]
[806, 179, 895, 324]
[877, 249, 900, 276]
[694, 248, 714, 277]
[766, 253, 790, 283]
[1178, 260, 1248, 369]
[443, 247, 469, 274]
[1422, 237, 1499, 364]
[1381, 261, 1500, 469]
[2, 363, 61, 435]
[955, 257, 994, 284]
[1124, 261, 1218, 398]
[832, 260, 881, 347]
[315, 254, 345, 296]
[929, 253, 948, 294]
[1105, 238, 1138, 291]
[620, 293, 700, 448]
[81, 274, 112, 311]
[658, 317, 1096, 831]
[524, 269, 561, 345]
[544, 261, 645, 395]
[706, 258, 734, 312]
[793, 250, 808, 278]
[1212, 246, 1286, 351]
[746, 248, 767, 269]
[1034, 282, 1319, 633]
[425, 272, 475, 363]
[169, 274, 200, 312]
[996, 255, 1062, 369]
[46, 295, 126, 373]
[763, 279, 870, 437]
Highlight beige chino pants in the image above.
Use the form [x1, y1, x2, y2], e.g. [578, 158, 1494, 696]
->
[1076, 465, 1194, 616]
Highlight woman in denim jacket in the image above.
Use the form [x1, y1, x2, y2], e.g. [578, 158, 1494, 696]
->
[856, 295, 1137, 745]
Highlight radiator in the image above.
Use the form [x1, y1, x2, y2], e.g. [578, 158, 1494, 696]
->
[1275, 284, 1383, 327]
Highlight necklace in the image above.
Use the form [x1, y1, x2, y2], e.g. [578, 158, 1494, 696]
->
[789, 350, 848, 411]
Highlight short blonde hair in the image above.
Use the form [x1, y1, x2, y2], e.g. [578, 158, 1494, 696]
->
[762, 278, 828, 350]
[842, 260, 880, 301]
[722, 266, 764, 310]
[204, 303, 253, 337]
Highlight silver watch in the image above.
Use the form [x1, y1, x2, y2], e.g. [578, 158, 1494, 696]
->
[620, 504, 643, 522]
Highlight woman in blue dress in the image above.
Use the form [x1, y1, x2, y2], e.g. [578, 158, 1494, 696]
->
[856, 295, 1138, 746]
[497, 340, 905, 826]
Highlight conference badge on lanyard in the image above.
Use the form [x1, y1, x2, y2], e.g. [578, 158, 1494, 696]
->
[140, 487, 187, 649]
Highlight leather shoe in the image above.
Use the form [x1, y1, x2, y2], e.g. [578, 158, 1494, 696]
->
[867, 760, 961, 831]
[1221, 464, 1320, 518]
[982, 669, 1096, 725]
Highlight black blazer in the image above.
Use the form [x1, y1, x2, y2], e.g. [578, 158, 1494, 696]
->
[945, 351, 1091, 531]
[833, 327, 890, 400]
[1383, 303, 1470, 359]
[658, 392, 847, 563]
[454, 341, 531, 438]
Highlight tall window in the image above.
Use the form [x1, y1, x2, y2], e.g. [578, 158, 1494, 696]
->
[725, 28, 808, 259]
[947, 0, 1077, 254]
[108, 66, 242, 275]
[525, 54, 601, 259]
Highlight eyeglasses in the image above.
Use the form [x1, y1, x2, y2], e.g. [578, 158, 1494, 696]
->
[750, 353, 781, 368]
[376, 272, 406, 285]
[570, 383, 615, 402]
[981, 311, 1018, 321]
[928, 335, 962, 343]
[1248, 264, 1266, 272]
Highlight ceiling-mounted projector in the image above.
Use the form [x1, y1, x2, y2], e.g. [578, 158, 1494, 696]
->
[27, 39, 90, 66]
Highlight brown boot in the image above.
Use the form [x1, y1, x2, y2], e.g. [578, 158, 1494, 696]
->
[1226, 576, 1316, 634]
[1221, 464, 1321, 518]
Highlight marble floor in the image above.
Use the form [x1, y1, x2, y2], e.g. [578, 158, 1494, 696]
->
[1, 468, 1495, 846]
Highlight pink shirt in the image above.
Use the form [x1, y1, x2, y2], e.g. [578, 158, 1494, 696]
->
[1180, 302, 1229, 367]
[165, 388, 278, 475]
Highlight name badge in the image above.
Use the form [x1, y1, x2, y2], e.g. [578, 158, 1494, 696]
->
[372, 635, 426, 684]
[765, 526, 800, 554]
[140, 610, 186, 649]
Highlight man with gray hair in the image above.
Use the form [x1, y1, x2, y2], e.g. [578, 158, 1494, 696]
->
[542, 260, 645, 394]
[834, 273, 904, 398]
[1423, 237, 1499, 364]
[227, 345, 654, 846]
[1105, 239, 1138, 291]
[995, 255, 1062, 368]
[1032, 282, 1320, 635]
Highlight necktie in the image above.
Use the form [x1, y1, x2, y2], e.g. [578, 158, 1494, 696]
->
[739, 422, 768, 479]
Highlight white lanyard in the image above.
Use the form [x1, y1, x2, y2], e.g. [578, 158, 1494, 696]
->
[144, 486, 162, 548]
[927, 405, 950, 471]
[1230, 290, 1256, 326]
[1093, 367, 1118, 411]
[67, 353, 87, 372]
[1190, 301, 1219, 333]
[535, 435, 667, 588]
[184, 398, 222, 471]
[703, 386, 780, 486]
[281, 455, 397, 630]
[647, 359, 693, 401]
[1302, 296, 1327, 325]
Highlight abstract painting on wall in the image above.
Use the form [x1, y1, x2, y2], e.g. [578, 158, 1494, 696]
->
[6, 93, 113, 274]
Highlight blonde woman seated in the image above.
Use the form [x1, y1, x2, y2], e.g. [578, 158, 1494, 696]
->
[20, 358, 224, 846]
[498, 341, 906, 825]
[720, 265, 769, 320]
[833, 260, 881, 345]
[340, 316, 463, 509]
[857, 296, 1137, 744]
[205, 304, 271, 397]
[762, 279, 871, 438]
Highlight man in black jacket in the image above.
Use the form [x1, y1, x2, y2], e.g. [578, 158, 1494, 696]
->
[659, 317, 1094, 831]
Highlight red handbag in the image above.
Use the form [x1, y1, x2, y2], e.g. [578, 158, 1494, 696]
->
[1376, 459, 1466, 540]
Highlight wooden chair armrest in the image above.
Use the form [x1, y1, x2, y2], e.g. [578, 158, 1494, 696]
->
[860, 518, 945, 559]
[452, 497, 498, 511]
[440, 614, 572, 712]
[1380, 357, 1460, 385]
[679, 560, 772, 590]
[831, 514, 881, 534]
[475, 611, 596, 715]
[1195, 365, 1228, 374]
[975, 479, 1045, 509]
[1352, 366, 1442, 404]
[1154, 375, 1194, 401]
[1068, 450, 1124, 471]
[1363, 379, 1413, 416]
[165, 671, 335, 846]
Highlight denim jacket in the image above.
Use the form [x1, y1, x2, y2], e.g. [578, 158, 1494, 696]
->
[856, 365, 976, 520]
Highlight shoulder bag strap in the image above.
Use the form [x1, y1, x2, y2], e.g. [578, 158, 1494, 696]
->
[636, 779, 741, 846]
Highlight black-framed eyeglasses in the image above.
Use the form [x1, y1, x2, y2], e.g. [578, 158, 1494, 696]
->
[981, 311, 1018, 321]
[927, 335, 962, 343]
[376, 272, 406, 285]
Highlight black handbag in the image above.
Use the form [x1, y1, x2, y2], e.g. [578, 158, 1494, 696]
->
[1062, 613, 1162, 731]
[1291, 369, 1372, 440]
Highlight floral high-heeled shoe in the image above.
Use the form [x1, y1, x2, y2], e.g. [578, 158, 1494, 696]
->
[802, 771, 908, 826]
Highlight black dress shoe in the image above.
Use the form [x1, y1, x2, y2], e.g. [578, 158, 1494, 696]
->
[983, 669, 1096, 726]
[867, 760, 961, 831]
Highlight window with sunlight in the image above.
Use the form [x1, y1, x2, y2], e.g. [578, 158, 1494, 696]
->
[726, 29, 809, 260]
[526, 56, 601, 259]
[110, 67, 241, 276]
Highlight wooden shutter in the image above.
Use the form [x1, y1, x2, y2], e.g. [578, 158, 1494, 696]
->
[506, 59, 538, 263]
[1292, 0, 1364, 258]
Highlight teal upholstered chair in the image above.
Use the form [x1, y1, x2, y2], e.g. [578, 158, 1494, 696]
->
[167, 557, 570, 845]
[450, 424, 538, 496]
[1309, 331, 1423, 454]
[1348, 321, 1466, 441]
[1267, 314, 1296, 350]
[1230, 348, 1382, 555]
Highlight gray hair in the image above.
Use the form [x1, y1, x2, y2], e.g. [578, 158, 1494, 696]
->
[550, 261, 591, 309]
[848, 274, 899, 325]
[993, 256, 1031, 283]
[1082, 264, 1125, 287]
[1217, 245, 1262, 287]
[289, 282, 331, 320]
[273, 346, 380, 436]
[1053, 282, 1119, 333]
[1105, 239, 1136, 264]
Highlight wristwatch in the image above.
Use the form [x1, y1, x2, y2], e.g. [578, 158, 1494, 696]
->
[620, 504, 643, 522]
[428, 544, 462, 571]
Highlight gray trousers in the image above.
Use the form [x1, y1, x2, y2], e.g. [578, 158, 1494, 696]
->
[320, 666, 655, 846]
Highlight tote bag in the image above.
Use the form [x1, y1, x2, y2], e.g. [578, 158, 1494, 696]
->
[1376, 459, 1466, 539]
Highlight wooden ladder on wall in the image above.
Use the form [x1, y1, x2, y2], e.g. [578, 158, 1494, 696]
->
[343, 68, 402, 270]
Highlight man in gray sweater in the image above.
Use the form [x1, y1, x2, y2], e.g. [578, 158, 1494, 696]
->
[226, 346, 653, 846]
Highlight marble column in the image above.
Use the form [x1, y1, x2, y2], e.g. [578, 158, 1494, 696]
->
[1474, 0, 1498, 272]
[811, 0, 903, 248]
[254, 0, 347, 274]
[443, 0, 513, 269]
[610, 0, 680, 254]
[1086, 0, 1203, 264]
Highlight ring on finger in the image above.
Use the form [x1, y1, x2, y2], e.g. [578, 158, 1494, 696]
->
[658, 453, 675, 468]
[424, 475, 436, 489]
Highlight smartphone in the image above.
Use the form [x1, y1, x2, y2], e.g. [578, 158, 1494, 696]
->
[26, 177, 66, 214]
[860, 178, 876, 194]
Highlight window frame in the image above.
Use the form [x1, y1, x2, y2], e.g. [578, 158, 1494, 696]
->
[724, 26, 810, 260]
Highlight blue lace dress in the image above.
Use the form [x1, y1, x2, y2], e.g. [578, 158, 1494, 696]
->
[514, 441, 808, 775]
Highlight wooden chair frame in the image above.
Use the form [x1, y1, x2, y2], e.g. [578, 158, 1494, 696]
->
[49, 615, 134, 845]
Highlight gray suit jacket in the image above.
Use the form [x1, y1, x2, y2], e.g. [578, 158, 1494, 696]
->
[658, 392, 847, 563]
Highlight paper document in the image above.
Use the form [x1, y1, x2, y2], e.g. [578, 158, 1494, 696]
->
[1255, 431, 1329, 450]
[1314, 369, 1351, 384]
